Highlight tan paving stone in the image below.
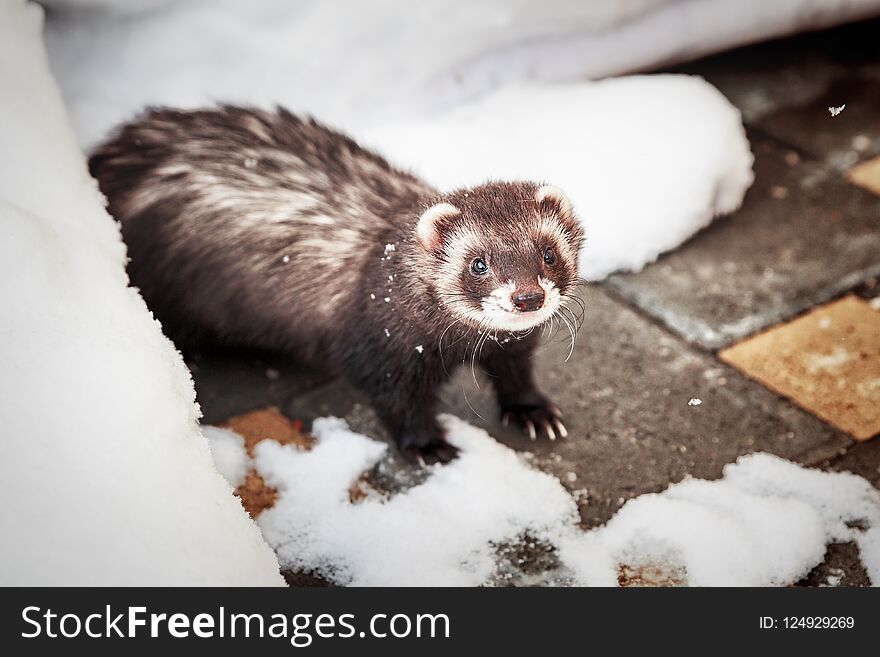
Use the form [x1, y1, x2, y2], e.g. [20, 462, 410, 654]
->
[215, 406, 376, 515]
[720, 295, 880, 440]
[219, 405, 312, 455]
[847, 155, 880, 196]
[216, 406, 312, 518]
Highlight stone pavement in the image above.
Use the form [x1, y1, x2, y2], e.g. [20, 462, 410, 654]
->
[188, 18, 880, 586]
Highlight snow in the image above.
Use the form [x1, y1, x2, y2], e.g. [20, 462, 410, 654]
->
[253, 416, 579, 586]
[41, 3, 760, 279]
[41, 5, 759, 278]
[822, 567, 845, 587]
[204, 426, 251, 489]
[242, 416, 880, 587]
[567, 454, 880, 585]
[43, 0, 880, 150]
[363, 76, 754, 280]
[688, 398, 703, 406]
[0, 0, 282, 586]
[13, 0, 879, 585]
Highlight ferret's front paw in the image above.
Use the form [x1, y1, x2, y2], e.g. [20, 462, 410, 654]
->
[501, 400, 567, 441]
[398, 435, 459, 466]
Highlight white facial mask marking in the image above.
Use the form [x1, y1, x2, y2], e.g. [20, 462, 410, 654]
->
[485, 280, 516, 312]
[478, 277, 562, 332]
[539, 276, 561, 311]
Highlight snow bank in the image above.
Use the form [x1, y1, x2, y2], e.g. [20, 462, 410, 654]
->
[0, 0, 282, 586]
[43, 2, 756, 278]
[561, 454, 880, 586]
[238, 416, 880, 586]
[204, 427, 251, 489]
[363, 76, 753, 279]
[44, 0, 880, 150]
[254, 416, 578, 586]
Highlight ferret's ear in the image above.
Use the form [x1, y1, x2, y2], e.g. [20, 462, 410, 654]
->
[416, 202, 460, 252]
[535, 185, 574, 218]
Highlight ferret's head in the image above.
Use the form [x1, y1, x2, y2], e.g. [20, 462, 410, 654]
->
[417, 181, 583, 332]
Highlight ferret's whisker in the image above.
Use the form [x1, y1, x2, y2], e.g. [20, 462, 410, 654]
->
[557, 311, 577, 363]
[462, 387, 488, 423]
[558, 303, 583, 336]
[470, 322, 492, 388]
[438, 318, 463, 375]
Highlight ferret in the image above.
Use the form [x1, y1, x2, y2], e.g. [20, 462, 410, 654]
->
[89, 106, 584, 464]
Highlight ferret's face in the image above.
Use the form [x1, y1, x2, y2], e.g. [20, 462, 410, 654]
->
[417, 182, 583, 333]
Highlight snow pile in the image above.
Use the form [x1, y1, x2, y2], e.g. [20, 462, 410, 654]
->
[253, 416, 579, 586]
[562, 454, 880, 586]
[203, 427, 251, 489]
[42, 2, 758, 279]
[724, 457, 880, 585]
[44, 0, 880, 149]
[363, 76, 753, 279]
[0, 0, 282, 586]
[215, 415, 880, 586]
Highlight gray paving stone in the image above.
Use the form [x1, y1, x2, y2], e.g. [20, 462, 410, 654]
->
[800, 542, 869, 587]
[437, 286, 851, 528]
[857, 275, 880, 300]
[188, 349, 332, 425]
[214, 287, 853, 530]
[741, 18, 880, 168]
[823, 437, 880, 487]
[755, 73, 880, 169]
[668, 17, 880, 127]
[670, 45, 845, 124]
[603, 136, 880, 349]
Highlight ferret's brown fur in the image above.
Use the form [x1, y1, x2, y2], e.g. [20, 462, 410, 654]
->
[90, 106, 583, 463]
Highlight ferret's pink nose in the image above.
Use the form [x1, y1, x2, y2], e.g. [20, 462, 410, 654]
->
[512, 289, 545, 312]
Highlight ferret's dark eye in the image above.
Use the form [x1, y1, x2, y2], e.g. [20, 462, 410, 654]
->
[543, 247, 556, 265]
[470, 258, 489, 276]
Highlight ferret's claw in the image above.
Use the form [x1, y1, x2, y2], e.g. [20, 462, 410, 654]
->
[554, 418, 568, 438]
[501, 401, 566, 442]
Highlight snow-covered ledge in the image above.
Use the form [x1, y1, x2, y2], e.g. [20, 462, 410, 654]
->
[0, 0, 283, 586]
